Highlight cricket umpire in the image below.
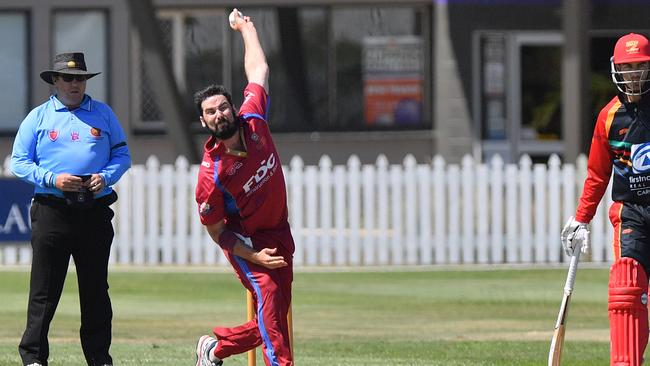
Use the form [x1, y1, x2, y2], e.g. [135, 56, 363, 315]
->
[10, 52, 131, 366]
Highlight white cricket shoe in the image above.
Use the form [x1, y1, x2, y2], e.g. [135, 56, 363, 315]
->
[195, 335, 222, 366]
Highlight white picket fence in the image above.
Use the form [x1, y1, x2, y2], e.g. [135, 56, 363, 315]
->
[2, 154, 615, 267]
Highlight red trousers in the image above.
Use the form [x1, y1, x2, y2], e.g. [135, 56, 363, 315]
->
[213, 232, 294, 366]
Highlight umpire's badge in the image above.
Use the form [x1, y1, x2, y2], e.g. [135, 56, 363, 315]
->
[199, 202, 212, 215]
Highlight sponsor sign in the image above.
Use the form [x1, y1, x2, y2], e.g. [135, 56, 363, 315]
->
[362, 36, 423, 126]
[0, 178, 33, 243]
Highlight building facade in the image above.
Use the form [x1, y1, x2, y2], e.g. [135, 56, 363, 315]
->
[0, 0, 647, 166]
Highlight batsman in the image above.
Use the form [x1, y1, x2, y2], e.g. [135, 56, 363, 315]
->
[193, 9, 294, 366]
[562, 33, 650, 365]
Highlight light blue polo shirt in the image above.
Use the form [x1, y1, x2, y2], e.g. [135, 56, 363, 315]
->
[10, 94, 131, 198]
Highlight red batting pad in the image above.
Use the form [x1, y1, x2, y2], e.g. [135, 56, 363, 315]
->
[609, 257, 649, 366]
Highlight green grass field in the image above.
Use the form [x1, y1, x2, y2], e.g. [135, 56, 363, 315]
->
[0, 265, 612, 365]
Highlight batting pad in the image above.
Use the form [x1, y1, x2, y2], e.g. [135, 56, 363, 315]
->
[609, 257, 649, 366]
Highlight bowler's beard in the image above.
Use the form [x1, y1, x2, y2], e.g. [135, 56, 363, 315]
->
[211, 116, 241, 140]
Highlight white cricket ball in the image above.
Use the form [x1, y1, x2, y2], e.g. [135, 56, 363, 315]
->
[229, 10, 243, 26]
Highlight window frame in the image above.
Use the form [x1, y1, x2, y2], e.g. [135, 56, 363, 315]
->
[131, 3, 433, 134]
[0, 10, 30, 135]
[473, 30, 565, 163]
[52, 8, 109, 104]
[130, 8, 227, 133]
[328, 4, 432, 132]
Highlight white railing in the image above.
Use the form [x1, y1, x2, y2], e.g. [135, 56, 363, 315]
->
[2, 154, 614, 267]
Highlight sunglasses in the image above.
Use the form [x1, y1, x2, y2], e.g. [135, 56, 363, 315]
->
[56, 74, 87, 82]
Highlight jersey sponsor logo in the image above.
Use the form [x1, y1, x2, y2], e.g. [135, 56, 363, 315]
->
[48, 130, 59, 141]
[227, 161, 243, 176]
[243, 153, 277, 194]
[71, 131, 80, 141]
[90, 127, 101, 137]
[631, 143, 650, 173]
[201, 160, 211, 168]
[629, 174, 650, 196]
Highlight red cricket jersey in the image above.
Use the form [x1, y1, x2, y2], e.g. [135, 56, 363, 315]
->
[195, 83, 292, 247]
[576, 94, 650, 223]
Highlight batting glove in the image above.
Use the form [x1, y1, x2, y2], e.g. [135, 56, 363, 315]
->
[560, 216, 590, 256]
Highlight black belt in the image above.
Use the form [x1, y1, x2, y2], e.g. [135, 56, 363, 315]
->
[34, 190, 117, 210]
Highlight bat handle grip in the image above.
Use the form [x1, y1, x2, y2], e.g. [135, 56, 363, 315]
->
[563, 243, 582, 294]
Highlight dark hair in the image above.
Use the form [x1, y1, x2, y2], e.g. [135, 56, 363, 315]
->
[193, 84, 234, 117]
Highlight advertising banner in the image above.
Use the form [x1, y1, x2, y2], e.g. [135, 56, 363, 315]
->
[362, 35, 423, 126]
[0, 178, 32, 243]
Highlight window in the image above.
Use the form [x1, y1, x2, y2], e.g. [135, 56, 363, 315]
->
[230, 7, 330, 132]
[478, 33, 507, 141]
[133, 10, 226, 130]
[0, 12, 28, 133]
[134, 5, 431, 133]
[133, 17, 172, 127]
[53, 10, 108, 102]
[475, 32, 563, 163]
[332, 6, 429, 131]
[590, 36, 619, 132]
[235, 6, 431, 132]
[519, 45, 562, 142]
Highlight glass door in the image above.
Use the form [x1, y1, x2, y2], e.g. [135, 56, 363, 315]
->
[510, 33, 564, 163]
[475, 31, 564, 163]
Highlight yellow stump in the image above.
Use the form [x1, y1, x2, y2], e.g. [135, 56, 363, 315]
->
[247, 290, 256, 366]
[288, 303, 293, 352]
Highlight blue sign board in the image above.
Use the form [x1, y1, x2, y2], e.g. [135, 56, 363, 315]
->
[0, 178, 33, 243]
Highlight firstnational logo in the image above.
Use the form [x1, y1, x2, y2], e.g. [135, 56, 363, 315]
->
[631, 143, 650, 173]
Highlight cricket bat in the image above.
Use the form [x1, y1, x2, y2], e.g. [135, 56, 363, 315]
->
[548, 243, 582, 366]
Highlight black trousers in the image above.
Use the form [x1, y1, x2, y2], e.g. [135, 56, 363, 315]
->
[19, 195, 115, 366]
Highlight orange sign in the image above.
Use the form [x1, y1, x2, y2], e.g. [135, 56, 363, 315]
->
[364, 79, 422, 125]
[363, 36, 423, 126]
